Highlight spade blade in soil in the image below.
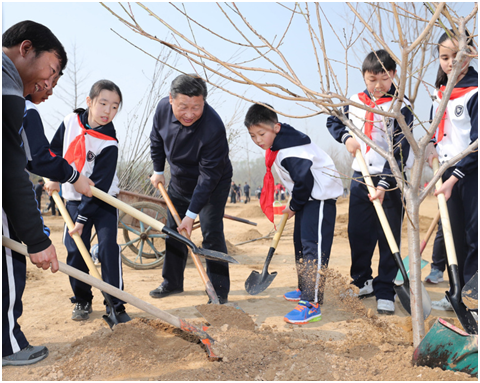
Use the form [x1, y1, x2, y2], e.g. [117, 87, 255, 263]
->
[245, 269, 278, 295]
[162, 226, 238, 264]
[245, 247, 277, 295]
[462, 272, 478, 310]
[446, 292, 478, 335]
[413, 317, 478, 377]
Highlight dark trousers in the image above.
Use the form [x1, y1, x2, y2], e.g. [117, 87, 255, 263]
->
[348, 172, 403, 301]
[2, 211, 28, 357]
[161, 179, 231, 299]
[64, 200, 125, 312]
[293, 199, 336, 304]
[442, 168, 478, 292]
[431, 220, 446, 272]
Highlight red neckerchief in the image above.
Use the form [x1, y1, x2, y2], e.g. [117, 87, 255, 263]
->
[357, 92, 392, 152]
[434, 86, 477, 144]
[64, 115, 116, 172]
[260, 148, 279, 224]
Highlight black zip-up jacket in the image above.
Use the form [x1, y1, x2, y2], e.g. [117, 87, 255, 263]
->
[150, 96, 233, 214]
[2, 52, 51, 253]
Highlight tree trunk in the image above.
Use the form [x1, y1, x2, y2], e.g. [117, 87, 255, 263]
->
[406, 187, 426, 347]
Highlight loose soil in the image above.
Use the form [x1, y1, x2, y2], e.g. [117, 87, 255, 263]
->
[2, 195, 475, 381]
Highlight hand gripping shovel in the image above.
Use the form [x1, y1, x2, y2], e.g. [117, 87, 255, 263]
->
[89, 186, 238, 265]
[156, 182, 220, 305]
[355, 151, 431, 319]
[245, 212, 288, 295]
[2, 236, 222, 361]
[432, 158, 478, 334]
[48, 185, 129, 328]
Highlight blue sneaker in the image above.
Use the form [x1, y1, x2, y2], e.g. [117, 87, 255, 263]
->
[284, 288, 301, 302]
[284, 301, 322, 325]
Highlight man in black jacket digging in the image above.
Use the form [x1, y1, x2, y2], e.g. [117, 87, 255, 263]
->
[149, 74, 233, 304]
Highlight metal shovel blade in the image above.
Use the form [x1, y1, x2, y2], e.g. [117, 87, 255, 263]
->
[162, 226, 239, 264]
[101, 293, 131, 329]
[413, 318, 478, 376]
[446, 291, 478, 335]
[245, 247, 277, 295]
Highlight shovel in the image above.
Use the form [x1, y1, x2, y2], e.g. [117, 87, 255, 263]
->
[89, 186, 238, 265]
[47, 182, 129, 329]
[355, 150, 431, 319]
[432, 158, 478, 334]
[156, 182, 220, 305]
[245, 212, 288, 295]
[3, 236, 222, 361]
[412, 317, 478, 376]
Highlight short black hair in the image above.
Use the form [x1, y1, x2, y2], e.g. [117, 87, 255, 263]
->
[2, 20, 68, 71]
[244, 103, 278, 129]
[361, 49, 396, 76]
[170, 74, 207, 99]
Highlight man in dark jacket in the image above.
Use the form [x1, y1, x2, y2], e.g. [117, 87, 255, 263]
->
[149, 74, 233, 304]
[2, 20, 67, 366]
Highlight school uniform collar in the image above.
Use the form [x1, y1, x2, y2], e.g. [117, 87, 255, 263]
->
[454, 66, 478, 88]
[78, 109, 118, 141]
[271, 123, 311, 151]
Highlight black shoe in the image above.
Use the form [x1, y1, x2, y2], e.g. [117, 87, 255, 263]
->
[149, 285, 184, 299]
[72, 302, 92, 321]
[207, 296, 228, 305]
[2, 345, 49, 366]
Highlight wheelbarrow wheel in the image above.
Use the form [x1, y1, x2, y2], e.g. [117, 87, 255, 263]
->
[118, 202, 168, 270]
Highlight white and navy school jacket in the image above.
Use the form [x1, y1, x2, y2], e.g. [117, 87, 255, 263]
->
[50, 109, 119, 224]
[272, 123, 343, 212]
[430, 67, 478, 179]
[327, 85, 413, 189]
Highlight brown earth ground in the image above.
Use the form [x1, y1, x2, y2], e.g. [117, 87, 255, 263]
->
[2, 195, 475, 381]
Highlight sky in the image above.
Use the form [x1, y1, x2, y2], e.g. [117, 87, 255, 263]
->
[2, 2, 477, 163]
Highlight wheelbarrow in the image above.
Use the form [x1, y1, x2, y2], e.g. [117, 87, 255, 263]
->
[413, 317, 478, 376]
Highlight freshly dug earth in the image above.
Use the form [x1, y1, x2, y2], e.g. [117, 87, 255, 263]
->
[3, 195, 475, 381]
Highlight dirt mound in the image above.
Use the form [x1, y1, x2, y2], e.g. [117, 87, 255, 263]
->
[236, 205, 265, 219]
[335, 213, 349, 238]
[233, 228, 265, 243]
[196, 304, 255, 331]
[225, 240, 243, 255]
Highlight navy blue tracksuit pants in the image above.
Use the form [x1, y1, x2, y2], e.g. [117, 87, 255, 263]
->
[64, 200, 126, 313]
[293, 199, 337, 304]
[160, 179, 231, 300]
[2, 210, 29, 357]
[348, 172, 403, 302]
[442, 167, 478, 291]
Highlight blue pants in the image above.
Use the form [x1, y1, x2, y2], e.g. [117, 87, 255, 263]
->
[293, 199, 337, 304]
[348, 172, 403, 301]
[2, 211, 28, 357]
[64, 200, 125, 313]
[442, 167, 478, 291]
[161, 179, 231, 299]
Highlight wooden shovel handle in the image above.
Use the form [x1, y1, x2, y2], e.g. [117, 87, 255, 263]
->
[355, 150, 400, 254]
[432, 158, 458, 266]
[157, 182, 219, 304]
[45, 179, 102, 280]
[420, 210, 441, 255]
[271, 213, 289, 250]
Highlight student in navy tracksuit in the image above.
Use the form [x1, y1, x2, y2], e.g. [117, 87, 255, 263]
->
[426, 31, 478, 311]
[50, 80, 129, 321]
[245, 103, 343, 325]
[2, 20, 66, 367]
[326, 50, 413, 315]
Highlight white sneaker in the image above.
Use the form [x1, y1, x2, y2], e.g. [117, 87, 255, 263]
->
[377, 299, 395, 315]
[432, 296, 454, 311]
[358, 279, 374, 298]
